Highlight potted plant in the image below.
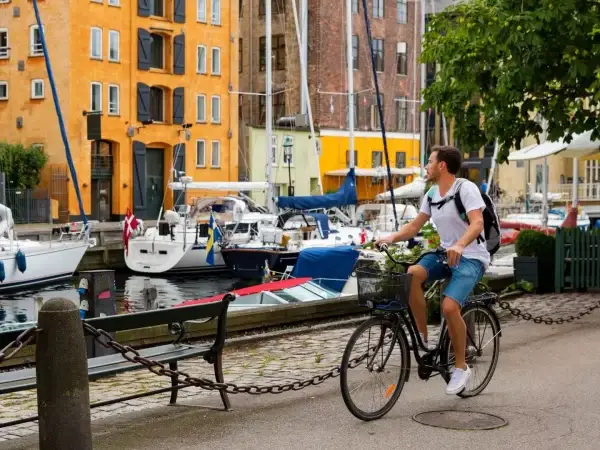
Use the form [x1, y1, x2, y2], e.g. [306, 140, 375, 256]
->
[513, 229, 556, 293]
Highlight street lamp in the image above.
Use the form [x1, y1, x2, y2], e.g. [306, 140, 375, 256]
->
[283, 145, 294, 196]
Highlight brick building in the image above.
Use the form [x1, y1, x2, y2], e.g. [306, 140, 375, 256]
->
[238, 0, 422, 196]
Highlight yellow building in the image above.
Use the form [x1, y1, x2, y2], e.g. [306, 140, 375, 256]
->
[0, 0, 239, 222]
[318, 130, 420, 202]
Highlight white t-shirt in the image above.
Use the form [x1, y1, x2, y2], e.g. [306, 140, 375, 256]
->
[419, 178, 490, 269]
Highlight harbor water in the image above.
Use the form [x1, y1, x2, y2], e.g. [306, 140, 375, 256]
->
[0, 272, 248, 326]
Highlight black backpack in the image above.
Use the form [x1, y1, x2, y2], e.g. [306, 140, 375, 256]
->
[426, 179, 501, 256]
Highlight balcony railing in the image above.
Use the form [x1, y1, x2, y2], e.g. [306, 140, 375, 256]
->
[547, 183, 600, 202]
[91, 155, 113, 178]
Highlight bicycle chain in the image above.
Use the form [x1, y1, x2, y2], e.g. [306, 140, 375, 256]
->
[497, 298, 600, 325]
[83, 322, 371, 395]
[0, 327, 38, 365]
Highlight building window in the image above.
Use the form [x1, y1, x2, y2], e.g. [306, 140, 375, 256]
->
[373, 0, 383, 18]
[197, 0, 207, 21]
[90, 82, 102, 112]
[346, 150, 358, 168]
[150, 33, 164, 69]
[259, 34, 285, 71]
[396, 96, 408, 131]
[30, 25, 44, 57]
[371, 94, 384, 130]
[108, 84, 120, 115]
[352, 0, 358, 13]
[352, 35, 358, 70]
[196, 94, 206, 122]
[211, 95, 221, 123]
[211, 47, 221, 74]
[372, 151, 383, 168]
[212, 0, 221, 24]
[211, 141, 221, 167]
[258, 92, 285, 124]
[270, 136, 277, 164]
[108, 30, 120, 62]
[196, 140, 206, 167]
[197, 45, 207, 73]
[397, 0, 407, 23]
[108, 0, 120, 6]
[149, 0, 164, 16]
[239, 38, 243, 73]
[150, 86, 164, 122]
[396, 42, 407, 75]
[372, 39, 384, 72]
[395, 152, 406, 169]
[0, 29, 8, 59]
[0, 82, 8, 101]
[31, 79, 44, 99]
[90, 27, 102, 59]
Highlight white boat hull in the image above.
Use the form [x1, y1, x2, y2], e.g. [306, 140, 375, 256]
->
[124, 238, 226, 274]
[0, 240, 89, 292]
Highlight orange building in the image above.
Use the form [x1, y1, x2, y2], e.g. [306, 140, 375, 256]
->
[0, 0, 239, 221]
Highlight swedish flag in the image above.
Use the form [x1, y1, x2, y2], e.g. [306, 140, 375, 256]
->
[206, 213, 222, 265]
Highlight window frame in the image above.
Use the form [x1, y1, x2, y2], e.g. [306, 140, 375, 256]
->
[196, 139, 206, 167]
[197, 45, 207, 73]
[90, 27, 103, 60]
[0, 81, 8, 101]
[211, 140, 221, 168]
[211, 47, 221, 75]
[90, 82, 102, 112]
[108, 84, 120, 115]
[30, 25, 44, 57]
[211, 95, 221, 124]
[196, 94, 206, 122]
[212, 0, 221, 25]
[31, 79, 45, 99]
[197, 0, 207, 22]
[108, 30, 120, 63]
[0, 28, 9, 60]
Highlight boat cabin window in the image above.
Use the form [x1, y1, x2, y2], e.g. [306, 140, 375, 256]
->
[224, 223, 249, 234]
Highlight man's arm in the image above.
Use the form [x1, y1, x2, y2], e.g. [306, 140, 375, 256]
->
[384, 212, 431, 244]
[457, 209, 484, 248]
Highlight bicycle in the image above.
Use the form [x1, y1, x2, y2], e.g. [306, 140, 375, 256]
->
[340, 245, 502, 421]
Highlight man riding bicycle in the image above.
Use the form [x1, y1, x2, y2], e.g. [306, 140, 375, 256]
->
[376, 145, 489, 395]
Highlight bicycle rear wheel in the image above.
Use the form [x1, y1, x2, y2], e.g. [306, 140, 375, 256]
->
[440, 304, 501, 397]
[340, 316, 409, 421]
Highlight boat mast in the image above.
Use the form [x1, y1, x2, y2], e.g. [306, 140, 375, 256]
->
[265, 0, 275, 214]
[345, 0, 356, 225]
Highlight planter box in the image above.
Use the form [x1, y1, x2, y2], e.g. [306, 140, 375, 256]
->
[514, 256, 554, 293]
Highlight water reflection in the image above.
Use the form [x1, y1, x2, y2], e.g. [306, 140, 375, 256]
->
[0, 272, 246, 325]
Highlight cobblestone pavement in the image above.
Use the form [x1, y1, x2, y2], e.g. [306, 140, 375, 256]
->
[0, 291, 598, 441]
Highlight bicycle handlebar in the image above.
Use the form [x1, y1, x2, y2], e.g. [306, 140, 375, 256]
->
[371, 242, 448, 267]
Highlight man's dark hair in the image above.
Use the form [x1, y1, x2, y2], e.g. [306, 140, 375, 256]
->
[431, 145, 462, 175]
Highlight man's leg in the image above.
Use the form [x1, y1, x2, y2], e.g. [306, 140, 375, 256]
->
[442, 257, 484, 395]
[407, 253, 446, 342]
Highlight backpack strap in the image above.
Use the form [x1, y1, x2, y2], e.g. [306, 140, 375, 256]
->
[453, 179, 485, 244]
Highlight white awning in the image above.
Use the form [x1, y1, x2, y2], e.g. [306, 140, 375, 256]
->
[168, 181, 269, 191]
[508, 131, 600, 161]
[326, 166, 422, 177]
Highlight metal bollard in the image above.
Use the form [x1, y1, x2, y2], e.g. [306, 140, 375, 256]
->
[36, 298, 92, 450]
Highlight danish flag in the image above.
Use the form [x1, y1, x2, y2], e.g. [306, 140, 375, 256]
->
[123, 208, 140, 256]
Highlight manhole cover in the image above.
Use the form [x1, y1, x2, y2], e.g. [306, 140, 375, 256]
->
[413, 410, 508, 431]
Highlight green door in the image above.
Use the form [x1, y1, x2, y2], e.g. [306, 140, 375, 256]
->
[145, 148, 164, 221]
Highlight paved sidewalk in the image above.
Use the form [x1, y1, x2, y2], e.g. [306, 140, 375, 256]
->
[0, 291, 598, 442]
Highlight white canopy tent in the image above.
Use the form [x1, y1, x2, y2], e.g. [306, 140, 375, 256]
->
[507, 130, 600, 226]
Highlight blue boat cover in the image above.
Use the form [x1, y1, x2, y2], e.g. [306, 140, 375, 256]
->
[291, 245, 360, 292]
[277, 168, 357, 210]
[308, 213, 330, 238]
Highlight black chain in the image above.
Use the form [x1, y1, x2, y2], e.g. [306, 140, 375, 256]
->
[0, 327, 39, 365]
[498, 299, 600, 325]
[82, 322, 374, 395]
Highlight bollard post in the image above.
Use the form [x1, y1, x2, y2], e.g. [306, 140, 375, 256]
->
[36, 298, 92, 450]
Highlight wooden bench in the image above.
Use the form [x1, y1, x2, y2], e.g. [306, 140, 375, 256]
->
[0, 294, 234, 427]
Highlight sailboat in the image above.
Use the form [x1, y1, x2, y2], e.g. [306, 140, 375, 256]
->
[0, 1, 93, 293]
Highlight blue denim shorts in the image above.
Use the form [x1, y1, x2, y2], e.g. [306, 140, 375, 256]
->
[416, 251, 485, 307]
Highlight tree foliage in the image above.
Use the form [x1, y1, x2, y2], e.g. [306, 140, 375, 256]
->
[421, 0, 600, 163]
[0, 142, 49, 189]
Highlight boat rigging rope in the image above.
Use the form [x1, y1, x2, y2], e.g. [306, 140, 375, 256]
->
[359, 0, 399, 231]
[32, 0, 88, 226]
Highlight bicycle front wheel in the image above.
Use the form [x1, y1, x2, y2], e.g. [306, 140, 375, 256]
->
[340, 316, 409, 421]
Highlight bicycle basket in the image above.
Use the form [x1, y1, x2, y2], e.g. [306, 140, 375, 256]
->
[355, 266, 412, 311]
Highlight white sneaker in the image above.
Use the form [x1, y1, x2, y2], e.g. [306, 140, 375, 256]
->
[446, 365, 472, 395]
